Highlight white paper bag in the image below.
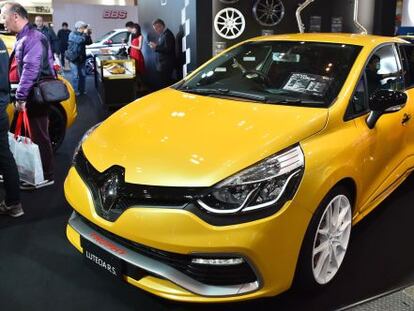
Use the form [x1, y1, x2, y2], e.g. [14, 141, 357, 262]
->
[8, 132, 45, 185]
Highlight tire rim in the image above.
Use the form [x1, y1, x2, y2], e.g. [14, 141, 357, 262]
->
[214, 8, 246, 40]
[312, 194, 352, 285]
[86, 58, 95, 75]
[253, 0, 285, 27]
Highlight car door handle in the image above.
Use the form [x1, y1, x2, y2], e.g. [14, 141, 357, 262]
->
[402, 113, 412, 125]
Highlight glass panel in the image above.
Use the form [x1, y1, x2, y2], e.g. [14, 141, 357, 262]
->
[110, 32, 129, 44]
[351, 77, 367, 114]
[178, 41, 362, 108]
[400, 45, 414, 88]
[366, 45, 403, 96]
[96, 30, 116, 43]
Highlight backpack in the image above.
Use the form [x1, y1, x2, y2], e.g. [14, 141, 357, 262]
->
[65, 40, 80, 62]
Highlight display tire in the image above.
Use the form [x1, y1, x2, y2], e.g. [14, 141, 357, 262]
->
[48, 104, 67, 153]
[294, 185, 354, 291]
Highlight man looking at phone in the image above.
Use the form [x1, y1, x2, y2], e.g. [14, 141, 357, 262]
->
[149, 19, 176, 88]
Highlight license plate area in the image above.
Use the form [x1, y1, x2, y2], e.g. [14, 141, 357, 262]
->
[82, 238, 124, 279]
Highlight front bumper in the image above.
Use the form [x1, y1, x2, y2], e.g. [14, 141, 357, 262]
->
[67, 211, 260, 298]
[64, 166, 313, 302]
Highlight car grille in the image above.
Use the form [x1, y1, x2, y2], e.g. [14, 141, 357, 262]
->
[74, 149, 207, 221]
[78, 213, 258, 286]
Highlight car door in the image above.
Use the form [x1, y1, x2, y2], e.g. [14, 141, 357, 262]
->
[398, 43, 414, 154]
[350, 44, 412, 212]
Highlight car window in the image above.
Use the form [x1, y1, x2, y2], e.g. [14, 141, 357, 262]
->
[350, 76, 368, 115]
[178, 41, 362, 108]
[96, 30, 115, 43]
[365, 45, 404, 97]
[399, 44, 414, 88]
[110, 32, 129, 44]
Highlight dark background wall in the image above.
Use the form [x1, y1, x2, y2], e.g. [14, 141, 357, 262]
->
[212, 0, 335, 43]
[374, 0, 398, 35]
[211, 0, 396, 50]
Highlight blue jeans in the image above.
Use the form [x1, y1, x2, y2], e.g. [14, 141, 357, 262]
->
[70, 61, 86, 94]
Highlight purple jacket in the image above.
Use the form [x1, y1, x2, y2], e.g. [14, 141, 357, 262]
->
[13, 23, 55, 101]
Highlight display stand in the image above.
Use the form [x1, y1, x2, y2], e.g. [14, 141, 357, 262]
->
[94, 54, 137, 109]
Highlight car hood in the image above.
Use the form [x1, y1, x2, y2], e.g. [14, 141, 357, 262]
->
[82, 88, 328, 187]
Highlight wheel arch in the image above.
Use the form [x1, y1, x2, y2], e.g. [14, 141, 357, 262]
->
[330, 177, 357, 213]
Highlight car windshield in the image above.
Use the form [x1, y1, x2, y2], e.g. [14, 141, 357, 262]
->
[177, 41, 362, 108]
[95, 30, 116, 43]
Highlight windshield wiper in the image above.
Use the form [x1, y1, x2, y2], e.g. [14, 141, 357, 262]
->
[266, 97, 325, 106]
[180, 87, 324, 106]
[180, 87, 267, 102]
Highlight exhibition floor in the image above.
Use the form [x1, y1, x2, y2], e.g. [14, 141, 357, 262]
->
[1, 76, 414, 310]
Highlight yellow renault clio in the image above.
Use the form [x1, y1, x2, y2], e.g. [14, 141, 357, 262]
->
[65, 33, 414, 302]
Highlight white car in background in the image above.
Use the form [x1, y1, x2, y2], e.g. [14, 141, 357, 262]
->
[86, 28, 130, 74]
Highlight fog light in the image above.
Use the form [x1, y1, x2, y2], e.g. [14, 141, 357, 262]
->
[191, 257, 244, 265]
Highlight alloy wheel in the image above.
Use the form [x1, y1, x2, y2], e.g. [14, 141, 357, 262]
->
[311, 194, 352, 285]
[253, 0, 285, 27]
[214, 8, 246, 40]
[85, 57, 95, 75]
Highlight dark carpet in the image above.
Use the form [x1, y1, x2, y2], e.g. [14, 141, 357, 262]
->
[1, 75, 414, 311]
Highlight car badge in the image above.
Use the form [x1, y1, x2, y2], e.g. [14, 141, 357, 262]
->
[100, 173, 120, 213]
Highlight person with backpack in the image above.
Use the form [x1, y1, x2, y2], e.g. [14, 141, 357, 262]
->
[66, 21, 92, 96]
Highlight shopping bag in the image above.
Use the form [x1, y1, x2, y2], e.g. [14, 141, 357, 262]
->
[8, 111, 45, 185]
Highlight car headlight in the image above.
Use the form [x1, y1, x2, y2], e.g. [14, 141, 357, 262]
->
[197, 146, 304, 214]
[72, 122, 102, 162]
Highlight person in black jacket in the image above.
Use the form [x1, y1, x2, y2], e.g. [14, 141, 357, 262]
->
[34, 15, 59, 55]
[0, 37, 23, 217]
[57, 22, 71, 68]
[149, 19, 176, 88]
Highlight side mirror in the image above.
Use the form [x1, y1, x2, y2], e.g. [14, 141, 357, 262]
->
[104, 39, 113, 45]
[366, 89, 407, 129]
[368, 89, 407, 112]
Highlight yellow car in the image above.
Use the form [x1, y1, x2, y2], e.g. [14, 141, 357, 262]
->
[1, 32, 77, 151]
[64, 33, 414, 302]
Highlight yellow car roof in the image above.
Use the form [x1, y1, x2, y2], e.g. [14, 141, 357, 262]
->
[252, 33, 407, 49]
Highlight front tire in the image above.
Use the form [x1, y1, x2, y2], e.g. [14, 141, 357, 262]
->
[295, 185, 353, 289]
[48, 104, 67, 152]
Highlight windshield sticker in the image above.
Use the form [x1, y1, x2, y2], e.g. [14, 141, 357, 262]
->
[282, 73, 332, 96]
[243, 56, 256, 62]
[215, 67, 227, 72]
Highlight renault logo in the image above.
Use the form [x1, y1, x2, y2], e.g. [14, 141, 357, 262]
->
[100, 173, 121, 213]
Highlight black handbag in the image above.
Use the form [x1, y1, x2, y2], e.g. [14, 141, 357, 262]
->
[31, 40, 70, 105]
[32, 78, 70, 104]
